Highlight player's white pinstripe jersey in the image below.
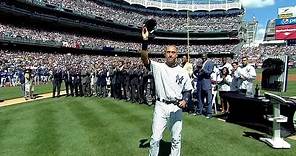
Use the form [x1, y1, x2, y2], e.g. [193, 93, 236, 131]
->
[150, 60, 193, 101]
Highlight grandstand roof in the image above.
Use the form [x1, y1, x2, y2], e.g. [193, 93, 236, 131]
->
[152, 0, 238, 4]
[124, 0, 242, 11]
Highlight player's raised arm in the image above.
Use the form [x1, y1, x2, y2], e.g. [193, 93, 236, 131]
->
[141, 27, 150, 66]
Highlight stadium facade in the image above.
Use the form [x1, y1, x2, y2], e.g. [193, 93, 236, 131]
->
[124, 0, 241, 11]
[245, 17, 258, 46]
[264, 19, 276, 42]
[0, 0, 245, 58]
[263, 5, 296, 45]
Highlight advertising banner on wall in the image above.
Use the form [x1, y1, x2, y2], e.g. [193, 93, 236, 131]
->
[275, 24, 296, 40]
[275, 17, 296, 26]
[278, 6, 296, 19]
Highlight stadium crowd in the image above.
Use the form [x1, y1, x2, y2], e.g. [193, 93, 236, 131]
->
[0, 49, 157, 102]
[4, 20, 296, 58]
[0, 48, 259, 115]
[240, 45, 296, 66]
[0, 23, 140, 50]
[241, 45, 296, 56]
[41, 0, 241, 32]
[0, 23, 237, 53]
[1, 45, 296, 113]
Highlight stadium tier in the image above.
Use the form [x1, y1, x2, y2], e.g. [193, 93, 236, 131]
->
[0, 23, 238, 54]
[28, 0, 243, 32]
[124, 0, 241, 11]
[1, 2, 296, 156]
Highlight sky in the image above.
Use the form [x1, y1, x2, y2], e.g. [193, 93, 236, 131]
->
[242, 0, 296, 42]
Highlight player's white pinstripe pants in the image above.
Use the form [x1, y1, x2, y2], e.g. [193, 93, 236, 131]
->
[149, 101, 183, 156]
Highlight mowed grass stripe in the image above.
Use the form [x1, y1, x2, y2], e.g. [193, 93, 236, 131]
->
[97, 99, 153, 154]
[0, 97, 296, 156]
[183, 117, 260, 156]
[183, 116, 296, 156]
[0, 99, 59, 156]
[58, 97, 104, 156]
[67, 97, 135, 155]
[97, 98, 152, 133]
[67, 97, 123, 155]
[66, 97, 153, 156]
[25, 99, 61, 156]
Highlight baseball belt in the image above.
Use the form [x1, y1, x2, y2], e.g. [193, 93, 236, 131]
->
[156, 98, 181, 107]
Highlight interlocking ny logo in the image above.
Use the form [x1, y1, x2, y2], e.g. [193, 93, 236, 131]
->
[176, 75, 184, 85]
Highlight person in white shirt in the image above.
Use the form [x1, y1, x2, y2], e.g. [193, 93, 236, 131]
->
[181, 55, 193, 78]
[217, 67, 232, 113]
[239, 57, 256, 96]
[181, 55, 194, 112]
[219, 57, 233, 74]
[210, 64, 220, 112]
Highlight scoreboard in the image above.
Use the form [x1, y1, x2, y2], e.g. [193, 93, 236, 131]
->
[275, 17, 296, 40]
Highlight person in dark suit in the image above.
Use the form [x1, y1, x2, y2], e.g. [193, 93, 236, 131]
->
[63, 67, 73, 96]
[78, 69, 83, 97]
[52, 67, 62, 98]
[83, 70, 91, 97]
[127, 65, 134, 101]
[147, 71, 156, 105]
[69, 68, 76, 96]
[142, 67, 149, 104]
[199, 54, 214, 118]
[81, 69, 88, 97]
[73, 68, 82, 97]
[137, 65, 144, 103]
[193, 60, 203, 116]
[115, 62, 124, 99]
[122, 63, 130, 100]
[130, 65, 139, 103]
[97, 66, 108, 97]
[110, 65, 116, 98]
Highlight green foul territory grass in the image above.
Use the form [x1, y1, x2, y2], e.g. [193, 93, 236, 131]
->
[257, 81, 296, 97]
[255, 68, 296, 97]
[256, 68, 296, 75]
[0, 97, 295, 156]
[0, 83, 65, 100]
[254, 78, 296, 97]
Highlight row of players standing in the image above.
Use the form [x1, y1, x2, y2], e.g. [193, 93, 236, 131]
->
[51, 54, 256, 117]
[51, 63, 155, 104]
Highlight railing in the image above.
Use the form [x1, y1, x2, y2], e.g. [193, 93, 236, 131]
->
[125, 0, 241, 11]
[0, 35, 62, 47]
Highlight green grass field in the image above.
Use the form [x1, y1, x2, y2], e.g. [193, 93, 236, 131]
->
[0, 83, 65, 100]
[0, 97, 295, 156]
[258, 81, 296, 97]
[255, 68, 296, 97]
[256, 68, 296, 75]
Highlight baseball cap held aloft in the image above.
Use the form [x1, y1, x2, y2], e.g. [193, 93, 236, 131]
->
[143, 18, 157, 33]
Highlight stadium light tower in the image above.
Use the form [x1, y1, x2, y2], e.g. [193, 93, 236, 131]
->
[185, 10, 194, 62]
[187, 11, 190, 61]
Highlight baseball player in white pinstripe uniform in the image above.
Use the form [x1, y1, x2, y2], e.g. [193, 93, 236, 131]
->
[141, 27, 193, 156]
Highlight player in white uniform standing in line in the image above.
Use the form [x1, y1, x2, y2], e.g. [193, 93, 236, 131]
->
[141, 26, 193, 156]
[239, 56, 256, 96]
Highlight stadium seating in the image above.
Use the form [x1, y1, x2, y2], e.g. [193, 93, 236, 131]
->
[42, 0, 241, 32]
[0, 23, 237, 54]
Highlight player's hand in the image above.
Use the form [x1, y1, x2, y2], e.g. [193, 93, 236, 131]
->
[142, 27, 149, 41]
[178, 100, 187, 108]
